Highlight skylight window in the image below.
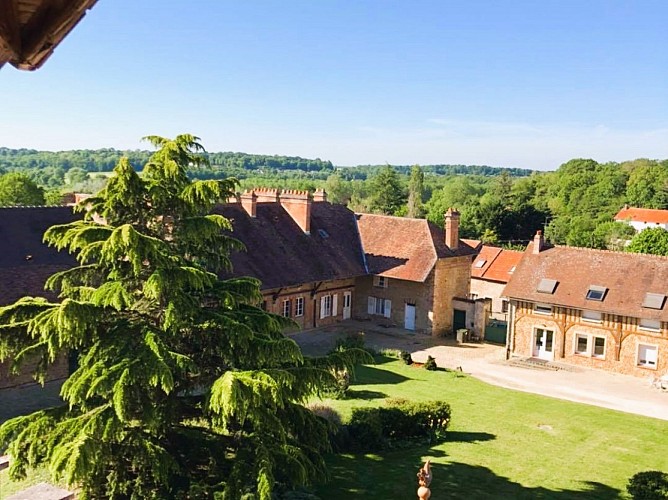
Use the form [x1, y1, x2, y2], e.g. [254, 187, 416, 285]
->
[643, 293, 666, 310]
[317, 228, 329, 239]
[586, 285, 607, 301]
[536, 278, 558, 294]
[509, 266, 516, 274]
[474, 259, 486, 268]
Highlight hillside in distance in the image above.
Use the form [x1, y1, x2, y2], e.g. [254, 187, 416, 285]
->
[0, 147, 531, 177]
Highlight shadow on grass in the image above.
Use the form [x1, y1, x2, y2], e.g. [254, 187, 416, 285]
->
[345, 389, 387, 400]
[351, 364, 409, 385]
[445, 431, 496, 443]
[316, 446, 621, 500]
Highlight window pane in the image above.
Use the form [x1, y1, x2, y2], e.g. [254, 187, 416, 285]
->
[594, 337, 605, 357]
[576, 336, 588, 354]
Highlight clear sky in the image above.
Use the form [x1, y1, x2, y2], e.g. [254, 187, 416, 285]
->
[1, 0, 667, 170]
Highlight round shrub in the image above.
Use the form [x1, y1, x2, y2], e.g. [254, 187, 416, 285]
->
[347, 407, 384, 451]
[401, 350, 413, 365]
[424, 355, 438, 371]
[627, 471, 668, 499]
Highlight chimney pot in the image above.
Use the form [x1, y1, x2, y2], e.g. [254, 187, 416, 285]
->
[313, 188, 327, 202]
[444, 207, 460, 250]
[279, 189, 312, 233]
[532, 230, 544, 254]
[240, 190, 257, 217]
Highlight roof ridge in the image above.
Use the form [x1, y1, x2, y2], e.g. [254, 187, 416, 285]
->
[551, 244, 668, 260]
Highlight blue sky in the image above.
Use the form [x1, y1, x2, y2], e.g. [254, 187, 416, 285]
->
[1, 0, 666, 170]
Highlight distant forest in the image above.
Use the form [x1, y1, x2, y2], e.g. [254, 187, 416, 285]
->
[0, 146, 666, 254]
[0, 147, 531, 179]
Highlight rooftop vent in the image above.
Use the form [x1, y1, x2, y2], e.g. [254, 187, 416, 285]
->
[318, 228, 329, 239]
[642, 292, 666, 310]
[536, 278, 558, 294]
[586, 285, 607, 301]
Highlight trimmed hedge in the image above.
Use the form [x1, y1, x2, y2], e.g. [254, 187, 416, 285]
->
[341, 399, 451, 452]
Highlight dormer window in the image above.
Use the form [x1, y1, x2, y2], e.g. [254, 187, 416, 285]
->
[373, 276, 388, 288]
[537, 278, 558, 294]
[474, 259, 486, 268]
[642, 293, 666, 310]
[586, 285, 607, 301]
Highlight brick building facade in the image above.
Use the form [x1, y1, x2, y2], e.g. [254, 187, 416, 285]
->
[504, 232, 668, 378]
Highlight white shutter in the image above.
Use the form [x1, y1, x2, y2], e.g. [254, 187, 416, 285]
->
[332, 294, 338, 317]
[367, 296, 376, 314]
[320, 296, 327, 319]
[384, 299, 392, 318]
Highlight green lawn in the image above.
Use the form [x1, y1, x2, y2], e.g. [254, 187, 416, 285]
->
[2, 358, 666, 499]
[313, 358, 668, 499]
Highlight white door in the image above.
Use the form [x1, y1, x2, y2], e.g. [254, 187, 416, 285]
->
[404, 304, 416, 331]
[343, 292, 352, 320]
[532, 328, 554, 360]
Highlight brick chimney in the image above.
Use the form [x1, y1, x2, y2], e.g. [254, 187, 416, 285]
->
[444, 207, 460, 250]
[532, 230, 545, 254]
[279, 189, 312, 233]
[313, 188, 327, 202]
[255, 187, 279, 203]
[240, 190, 257, 217]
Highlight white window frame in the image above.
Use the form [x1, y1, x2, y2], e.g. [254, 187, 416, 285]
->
[639, 318, 661, 332]
[373, 276, 388, 288]
[582, 310, 603, 323]
[368, 296, 391, 318]
[320, 295, 332, 319]
[282, 299, 291, 318]
[501, 299, 509, 313]
[592, 336, 606, 358]
[332, 294, 338, 317]
[574, 334, 589, 355]
[534, 303, 553, 315]
[637, 343, 658, 369]
[573, 333, 607, 358]
[295, 296, 304, 317]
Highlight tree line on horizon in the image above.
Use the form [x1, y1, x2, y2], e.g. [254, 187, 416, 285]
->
[0, 147, 666, 254]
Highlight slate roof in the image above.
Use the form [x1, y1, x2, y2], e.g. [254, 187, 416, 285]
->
[0, 206, 80, 304]
[503, 243, 668, 322]
[356, 214, 476, 282]
[614, 206, 668, 224]
[471, 246, 523, 283]
[214, 202, 367, 290]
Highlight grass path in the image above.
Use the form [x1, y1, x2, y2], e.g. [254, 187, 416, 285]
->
[314, 358, 668, 499]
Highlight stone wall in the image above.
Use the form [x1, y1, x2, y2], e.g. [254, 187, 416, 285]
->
[432, 256, 472, 335]
[262, 278, 356, 331]
[470, 278, 509, 321]
[510, 300, 668, 378]
[354, 274, 435, 333]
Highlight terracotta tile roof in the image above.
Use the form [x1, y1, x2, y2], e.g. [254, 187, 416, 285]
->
[214, 202, 366, 289]
[614, 207, 668, 224]
[462, 239, 482, 251]
[503, 243, 668, 321]
[356, 214, 476, 282]
[471, 245, 523, 283]
[471, 246, 502, 278]
[0, 207, 80, 304]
